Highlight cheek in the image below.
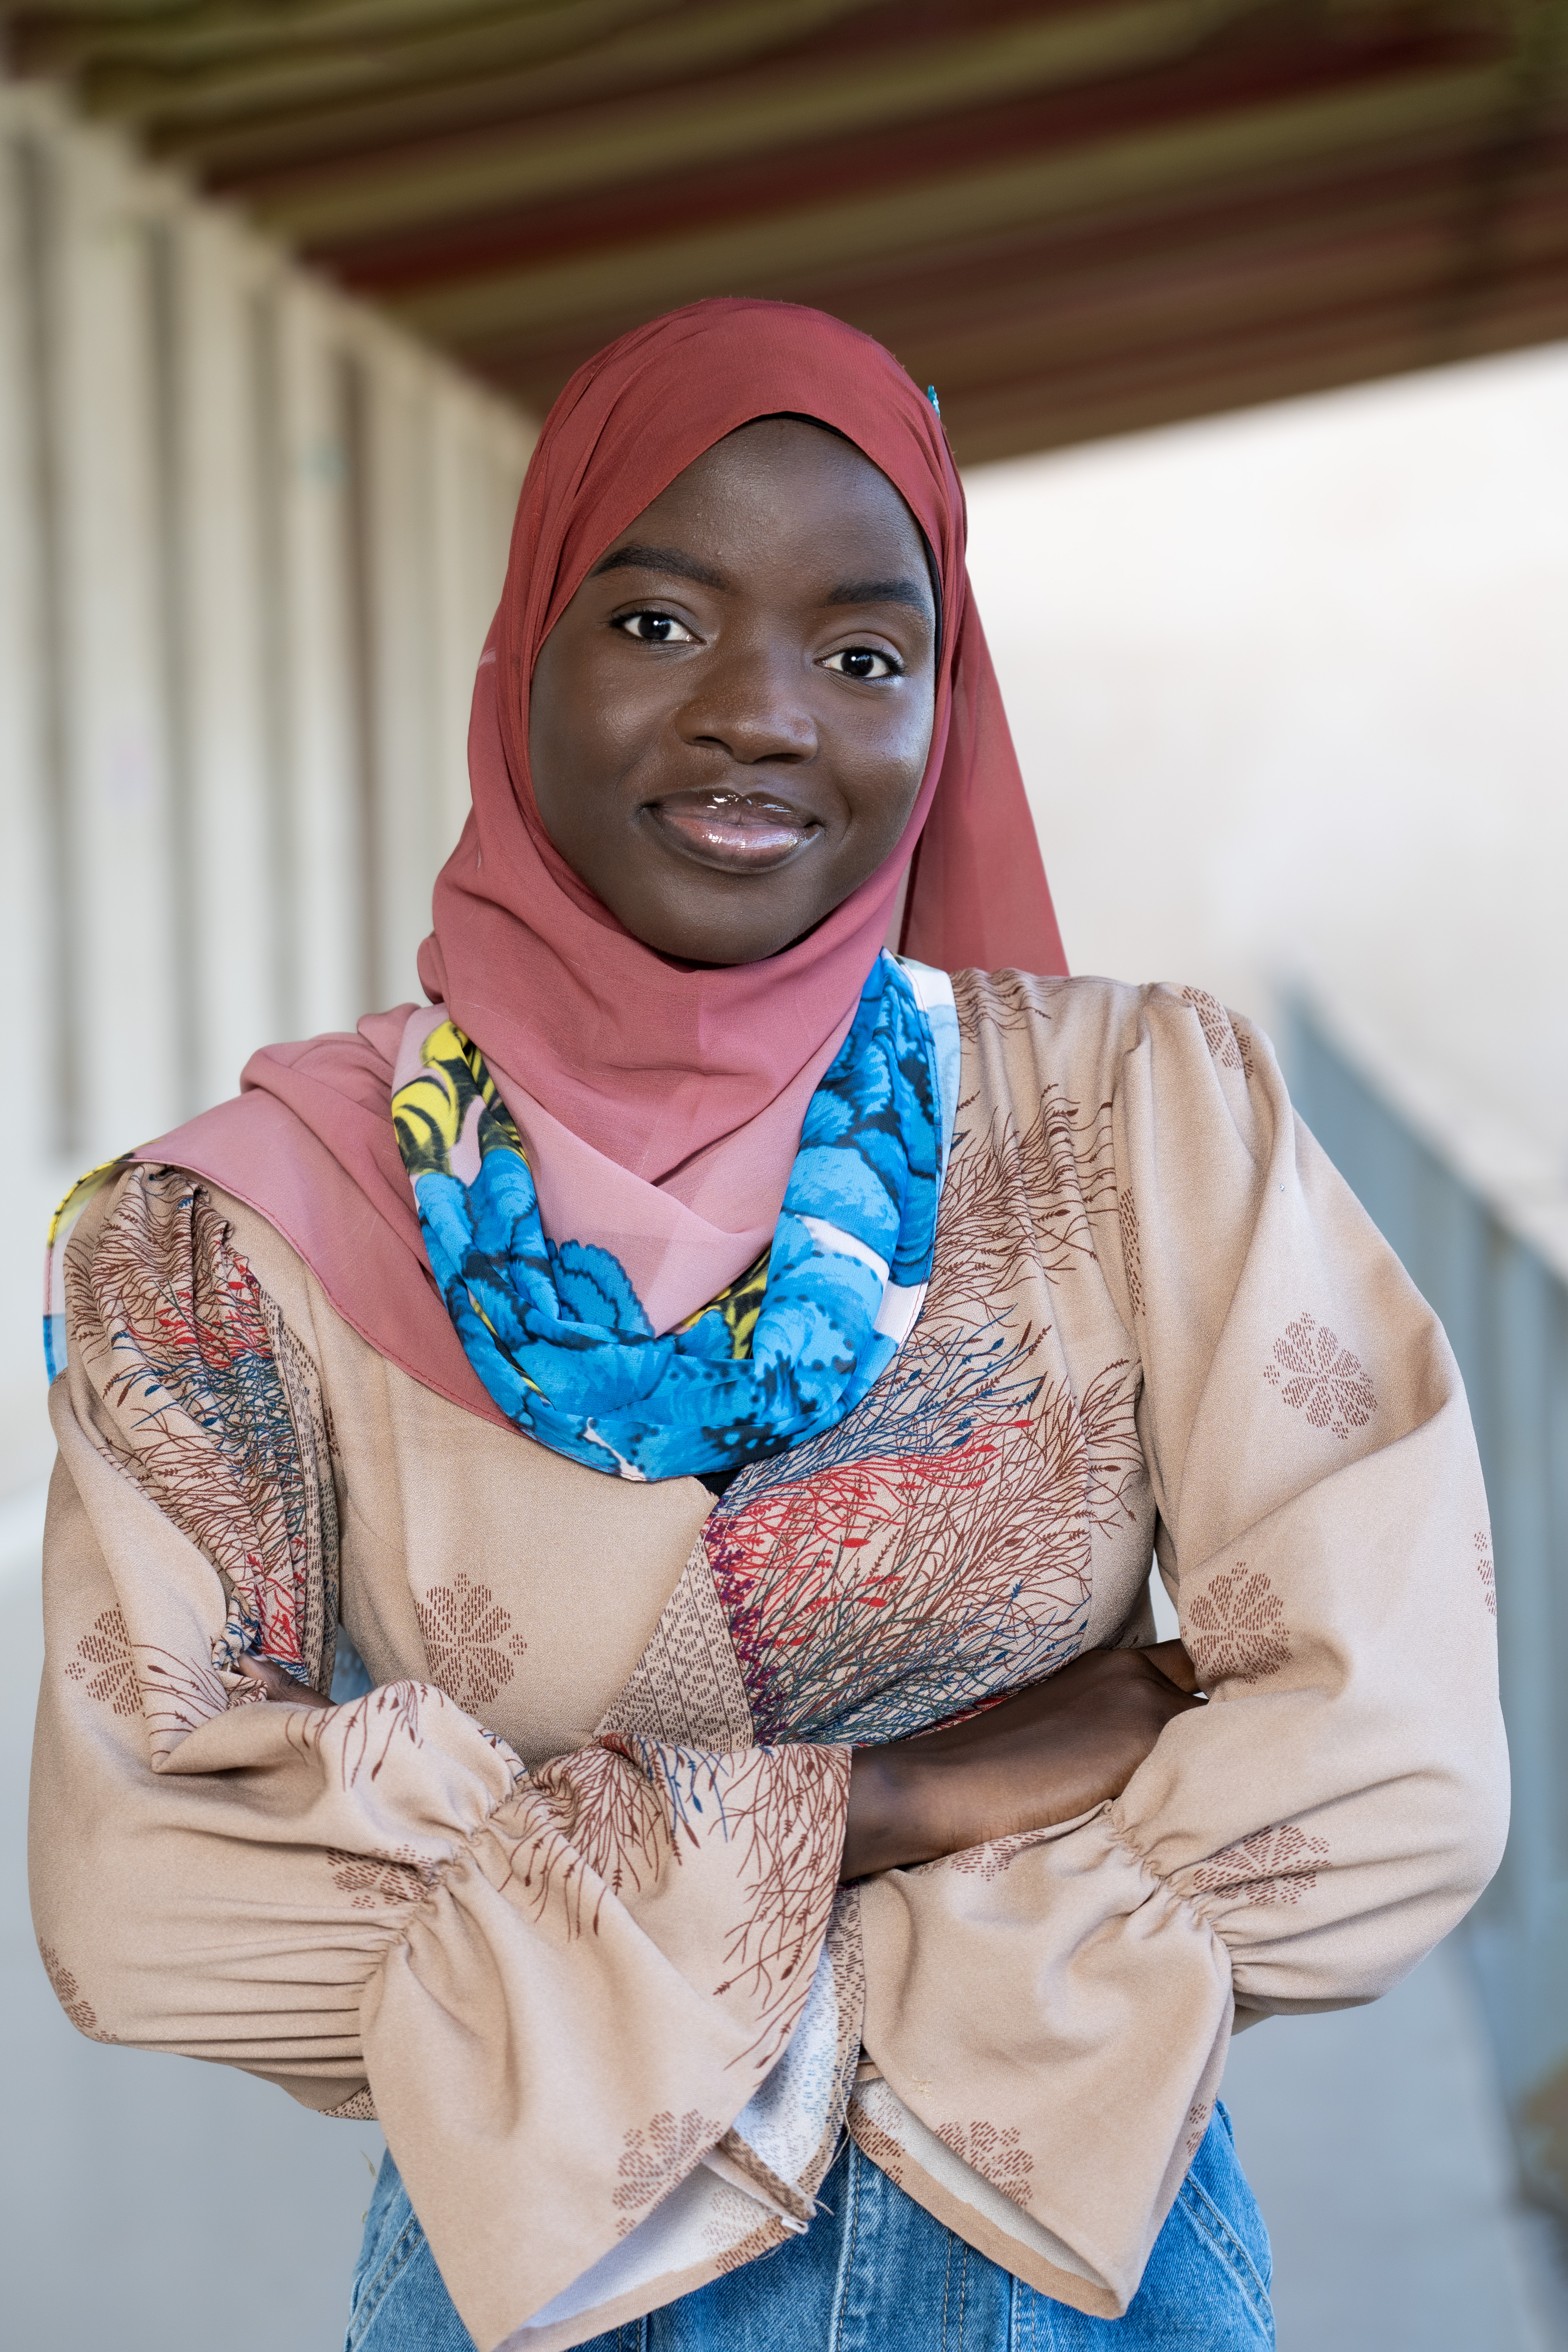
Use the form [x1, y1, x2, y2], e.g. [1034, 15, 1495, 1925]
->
[530, 641, 647, 811]
[866, 688, 937, 811]
[827, 708, 932, 870]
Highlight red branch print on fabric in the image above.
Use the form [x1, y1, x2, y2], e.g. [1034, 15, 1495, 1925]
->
[64, 1604, 228, 1744]
[935, 2118, 1035, 2209]
[1192, 1822, 1329, 1907]
[1184, 2101, 1212, 2156]
[947, 980, 1119, 1302]
[291, 1680, 431, 1789]
[705, 2187, 785, 2273]
[70, 1171, 337, 1694]
[39, 1943, 117, 2041]
[697, 1743, 848, 2069]
[707, 1356, 1142, 1746]
[946, 1831, 1040, 1882]
[326, 1847, 441, 1911]
[1475, 1532, 1497, 1617]
[848, 2097, 913, 2190]
[498, 1740, 846, 2072]
[701, 994, 1146, 1748]
[1117, 1186, 1145, 1323]
[612, 2110, 722, 2237]
[1185, 1565, 1291, 1685]
[1181, 987, 1253, 1077]
[65, 1608, 139, 1717]
[524, 1742, 671, 1919]
[488, 1810, 601, 1942]
[1264, 1313, 1376, 1440]
[416, 1573, 528, 1710]
[948, 968, 1046, 1039]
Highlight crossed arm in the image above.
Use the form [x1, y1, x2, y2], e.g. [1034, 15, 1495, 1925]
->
[236, 1635, 1204, 1879]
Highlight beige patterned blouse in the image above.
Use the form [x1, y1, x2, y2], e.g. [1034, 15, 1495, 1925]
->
[29, 973, 1507, 2351]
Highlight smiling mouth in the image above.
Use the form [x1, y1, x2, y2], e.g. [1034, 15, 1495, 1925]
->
[647, 789, 820, 873]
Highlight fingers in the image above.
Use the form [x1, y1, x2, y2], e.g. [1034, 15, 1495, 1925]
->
[1142, 1638, 1202, 1695]
[235, 1650, 332, 1710]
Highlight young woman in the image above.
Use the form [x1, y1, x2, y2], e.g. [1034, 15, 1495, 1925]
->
[32, 300, 1505, 2352]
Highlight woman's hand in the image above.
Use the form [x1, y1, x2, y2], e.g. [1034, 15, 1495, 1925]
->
[840, 1641, 1203, 1880]
[232, 1636, 1201, 1862]
[232, 1651, 331, 1710]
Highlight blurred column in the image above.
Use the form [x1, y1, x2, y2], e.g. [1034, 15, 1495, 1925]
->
[44, 117, 183, 1160]
[354, 329, 442, 1011]
[430, 393, 528, 858]
[168, 204, 282, 1109]
[273, 280, 367, 1042]
[0, 75, 535, 1474]
[0, 103, 66, 1487]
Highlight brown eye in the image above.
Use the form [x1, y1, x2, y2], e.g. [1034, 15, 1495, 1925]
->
[824, 646, 899, 681]
[616, 610, 697, 645]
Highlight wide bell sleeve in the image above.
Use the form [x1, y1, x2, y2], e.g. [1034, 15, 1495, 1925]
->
[29, 1168, 852, 2352]
[848, 981, 1508, 2319]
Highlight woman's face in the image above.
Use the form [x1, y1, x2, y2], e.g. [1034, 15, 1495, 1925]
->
[529, 418, 938, 965]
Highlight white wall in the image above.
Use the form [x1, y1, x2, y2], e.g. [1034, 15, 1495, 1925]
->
[0, 83, 535, 1494]
[965, 341, 1568, 1177]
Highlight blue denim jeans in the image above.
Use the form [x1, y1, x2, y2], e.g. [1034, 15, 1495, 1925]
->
[346, 2105, 1272, 2351]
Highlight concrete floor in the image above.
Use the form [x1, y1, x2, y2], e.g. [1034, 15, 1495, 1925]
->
[4, 1505, 1562, 2350]
[1222, 1950, 1565, 2351]
[1, 1502, 382, 2352]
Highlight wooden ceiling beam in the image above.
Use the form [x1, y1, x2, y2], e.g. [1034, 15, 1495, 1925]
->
[945, 260, 1568, 460]
[448, 127, 1568, 436]
[849, 138, 1568, 347]
[313, 19, 1516, 292]
[6, 0, 1560, 467]
[243, 0, 1280, 245]
[916, 203, 1568, 422]
[382, 57, 1524, 344]
[9, 0, 645, 82]
[10, 0, 882, 149]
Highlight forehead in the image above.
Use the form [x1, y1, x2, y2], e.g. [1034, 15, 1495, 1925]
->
[638, 419, 917, 533]
[604, 418, 932, 589]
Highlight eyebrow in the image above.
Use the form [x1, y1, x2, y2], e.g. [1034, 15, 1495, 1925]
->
[591, 542, 933, 625]
[823, 576, 932, 620]
[590, 542, 728, 590]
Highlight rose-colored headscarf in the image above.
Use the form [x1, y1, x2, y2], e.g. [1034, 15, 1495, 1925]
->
[140, 298, 1064, 1427]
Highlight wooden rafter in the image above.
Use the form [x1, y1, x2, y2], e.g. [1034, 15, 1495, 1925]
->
[5, 0, 1565, 462]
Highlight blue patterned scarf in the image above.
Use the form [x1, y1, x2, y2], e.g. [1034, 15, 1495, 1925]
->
[392, 953, 957, 1481]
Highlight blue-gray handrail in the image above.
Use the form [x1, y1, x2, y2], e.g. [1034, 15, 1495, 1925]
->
[1287, 994, 1568, 2213]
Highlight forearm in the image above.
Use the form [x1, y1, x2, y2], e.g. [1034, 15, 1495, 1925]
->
[841, 1641, 1202, 1880]
[842, 1747, 936, 1881]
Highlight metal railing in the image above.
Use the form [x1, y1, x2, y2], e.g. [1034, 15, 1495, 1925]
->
[1287, 993, 1568, 2211]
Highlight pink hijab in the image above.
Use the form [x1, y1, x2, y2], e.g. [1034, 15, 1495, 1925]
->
[141, 299, 1065, 1428]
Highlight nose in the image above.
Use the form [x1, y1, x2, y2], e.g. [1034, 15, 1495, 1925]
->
[675, 638, 818, 769]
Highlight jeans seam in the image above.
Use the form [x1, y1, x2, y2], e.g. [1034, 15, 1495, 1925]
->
[1177, 2174, 1274, 2336]
[346, 2211, 426, 2351]
[941, 2220, 953, 2346]
[828, 2138, 865, 2352]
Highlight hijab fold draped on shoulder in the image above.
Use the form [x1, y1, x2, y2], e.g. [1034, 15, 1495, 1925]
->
[138, 298, 1065, 1424]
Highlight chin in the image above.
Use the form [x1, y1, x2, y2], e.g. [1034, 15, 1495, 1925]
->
[647, 927, 803, 970]
[626, 884, 830, 968]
